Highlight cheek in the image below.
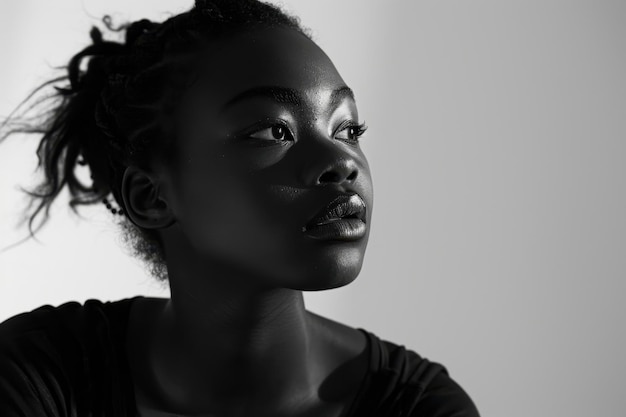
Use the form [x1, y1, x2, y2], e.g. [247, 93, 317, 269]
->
[173, 168, 297, 271]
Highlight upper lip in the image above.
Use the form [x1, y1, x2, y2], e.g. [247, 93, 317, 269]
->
[304, 193, 367, 230]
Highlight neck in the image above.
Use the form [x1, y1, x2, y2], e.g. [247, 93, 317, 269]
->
[147, 243, 320, 413]
[166, 282, 312, 375]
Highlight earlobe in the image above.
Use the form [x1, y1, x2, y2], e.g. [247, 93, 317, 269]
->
[121, 166, 175, 229]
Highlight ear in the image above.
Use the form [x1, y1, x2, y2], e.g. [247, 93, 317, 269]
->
[121, 166, 174, 229]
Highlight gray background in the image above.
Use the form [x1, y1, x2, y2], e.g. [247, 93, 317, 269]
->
[1, 1, 625, 416]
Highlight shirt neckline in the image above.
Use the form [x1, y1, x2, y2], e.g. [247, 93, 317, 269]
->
[117, 296, 380, 417]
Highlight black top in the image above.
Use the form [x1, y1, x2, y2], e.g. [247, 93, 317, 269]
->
[0, 297, 480, 417]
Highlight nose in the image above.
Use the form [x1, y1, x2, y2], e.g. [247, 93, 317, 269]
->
[298, 127, 362, 187]
[315, 158, 359, 185]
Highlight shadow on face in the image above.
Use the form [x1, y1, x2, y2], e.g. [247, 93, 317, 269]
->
[156, 27, 374, 291]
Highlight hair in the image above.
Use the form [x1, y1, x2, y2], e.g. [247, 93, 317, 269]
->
[0, 0, 308, 282]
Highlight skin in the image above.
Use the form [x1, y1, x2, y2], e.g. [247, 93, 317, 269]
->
[121, 26, 374, 417]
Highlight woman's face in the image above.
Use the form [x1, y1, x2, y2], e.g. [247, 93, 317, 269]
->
[159, 27, 373, 291]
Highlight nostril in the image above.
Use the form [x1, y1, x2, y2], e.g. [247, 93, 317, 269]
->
[317, 169, 358, 184]
[318, 171, 341, 184]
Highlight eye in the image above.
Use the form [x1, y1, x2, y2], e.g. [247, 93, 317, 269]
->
[248, 125, 293, 141]
[334, 121, 368, 143]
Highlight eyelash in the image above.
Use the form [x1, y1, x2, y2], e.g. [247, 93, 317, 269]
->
[233, 119, 294, 147]
[234, 119, 368, 145]
[334, 120, 368, 144]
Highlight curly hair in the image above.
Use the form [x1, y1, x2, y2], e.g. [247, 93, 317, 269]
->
[0, 0, 308, 282]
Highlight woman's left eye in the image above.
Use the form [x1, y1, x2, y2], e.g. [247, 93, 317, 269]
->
[248, 125, 292, 141]
[334, 122, 368, 142]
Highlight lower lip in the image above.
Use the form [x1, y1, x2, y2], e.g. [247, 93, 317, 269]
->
[302, 218, 367, 241]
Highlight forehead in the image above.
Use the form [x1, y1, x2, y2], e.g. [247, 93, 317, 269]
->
[185, 27, 346, 106]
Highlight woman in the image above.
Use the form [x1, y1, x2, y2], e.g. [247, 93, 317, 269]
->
[0, 1, 480, 416]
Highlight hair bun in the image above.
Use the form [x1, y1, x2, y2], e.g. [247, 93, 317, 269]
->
[194, 0, 224, 18]
[125, 19, 159, 46]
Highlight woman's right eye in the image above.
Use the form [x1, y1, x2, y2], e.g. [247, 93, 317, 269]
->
[248, 125, 293, 141]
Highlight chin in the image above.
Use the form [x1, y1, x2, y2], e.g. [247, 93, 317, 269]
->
[287, 245, 366, 291]
[304, 273, 360, 291]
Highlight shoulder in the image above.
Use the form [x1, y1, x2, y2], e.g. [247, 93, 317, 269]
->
[0, 297, 137, 337]
[356, 330, 481, 417]
[0, 297, 139, 416]
[408, 363, 481, 417]
[0, 297, 135, 359]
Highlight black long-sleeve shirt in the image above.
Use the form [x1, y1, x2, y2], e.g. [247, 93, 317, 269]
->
[0, 297, 480, 416]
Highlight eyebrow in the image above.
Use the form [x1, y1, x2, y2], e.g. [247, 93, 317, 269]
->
[329, 86, 356, 107]
[220, 85, 356, 112]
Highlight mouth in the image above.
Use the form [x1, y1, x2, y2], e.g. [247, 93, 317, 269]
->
[302, 193, 367, 241]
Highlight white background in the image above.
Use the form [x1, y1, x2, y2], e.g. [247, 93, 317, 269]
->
[1, 1, 625, 416]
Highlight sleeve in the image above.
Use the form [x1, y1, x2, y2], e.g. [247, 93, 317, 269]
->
[0, 299, 135, 417]
[0, 331, 71, 417]
[409, 369, 481, 417]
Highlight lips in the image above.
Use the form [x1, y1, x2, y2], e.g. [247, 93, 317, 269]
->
[304, 193, 367, 231]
